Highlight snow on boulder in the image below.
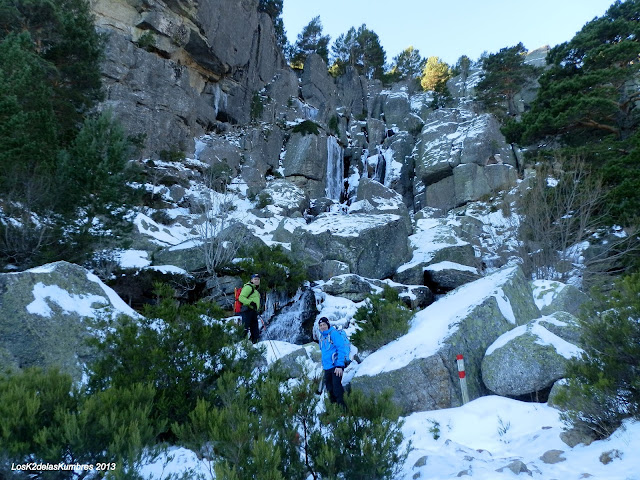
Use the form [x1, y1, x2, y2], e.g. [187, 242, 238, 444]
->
[538, 311, 583, 346]
[263, 341, 322, 380]
[481, 316, 583, 397]
[424, 261, 482, 293]
[319, 274, 434, 309]
[349, 177, 411, 224]
[286, 212, 412, 280]
[0, 261, 138, 382]
[350, 266, 540, 415]
[381, 88, 424, 133]
[532, 280, 589, 316]
[261, 178, 309, 217]
[394, 217, 476, 286]
[416, 111, 515, 187]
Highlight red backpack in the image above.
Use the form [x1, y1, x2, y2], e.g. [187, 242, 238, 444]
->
[234, 284, 255, 313]
[234, 287, 242, 313]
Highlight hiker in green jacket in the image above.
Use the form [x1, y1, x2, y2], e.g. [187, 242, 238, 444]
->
[239, 273, 261, 343]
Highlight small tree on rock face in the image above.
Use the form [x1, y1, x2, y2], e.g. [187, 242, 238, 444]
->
[420, 56, 451, 92]
[258, 0, 287, 53]
[290, 16, 330, 69]
[453, 54, 472, 82]
[330, 24, 386, 80]
[388, 46, 425, 82]
[420, 56, 453, 108]
[475, 42, 540, 120]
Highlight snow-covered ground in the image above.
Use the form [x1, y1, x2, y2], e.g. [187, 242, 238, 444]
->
[402, 397, 640, 480]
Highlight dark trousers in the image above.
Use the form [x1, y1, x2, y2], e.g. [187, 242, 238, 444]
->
[324, 368, 345, 406]
[242, 308, 259, 343]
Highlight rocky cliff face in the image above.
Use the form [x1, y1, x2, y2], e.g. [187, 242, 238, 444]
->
[91, 0, 285, 155]
[91, 0, 528, 214]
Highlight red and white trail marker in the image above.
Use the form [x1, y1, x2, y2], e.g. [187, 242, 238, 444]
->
[456, 354, 470, 405]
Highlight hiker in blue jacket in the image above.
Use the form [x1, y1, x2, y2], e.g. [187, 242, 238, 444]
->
[318, 317, 349, 407]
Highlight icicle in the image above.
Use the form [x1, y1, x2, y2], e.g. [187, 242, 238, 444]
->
[325, 136, 344, 201]
[374, 152, 386, 185]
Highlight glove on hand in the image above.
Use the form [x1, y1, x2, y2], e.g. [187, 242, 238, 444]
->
[250, 301, 257, 310]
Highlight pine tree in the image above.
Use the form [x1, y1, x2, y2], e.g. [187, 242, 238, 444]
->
[454, 55, 472, 82]
[475, 42, 539, 120]
[0, 368, 157, 476]
[310, 390, 410, 480]
[356, 25, 386, 80]
[330, 24, 386, 79]
[174, 371, 305, 480]
[330, 27, 358, 76]
[0, 0, 136, 268]
[503, 0, 640, 225]
[88, 284, 260, 433]
[0, 32, 59, 201]
[389, 46, 425, 81]
[420, 56, 452, 92]
[509, 0, 640, 144]
[420, 56, 453, 107]
[290, 16, 330, 68]
[237, 244, 307, 296]
[0, 0, 104, 146]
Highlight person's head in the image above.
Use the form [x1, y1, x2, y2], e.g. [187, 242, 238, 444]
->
[318, 317, 330, 332]
[250, 273, 260, 286]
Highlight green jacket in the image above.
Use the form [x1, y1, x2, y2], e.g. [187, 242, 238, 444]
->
[239, 282, 260, 310]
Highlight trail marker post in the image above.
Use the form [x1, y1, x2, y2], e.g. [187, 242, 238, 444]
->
[456, 354, 470, 405]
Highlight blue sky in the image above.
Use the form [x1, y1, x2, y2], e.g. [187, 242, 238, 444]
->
[282, 0, 616, 65]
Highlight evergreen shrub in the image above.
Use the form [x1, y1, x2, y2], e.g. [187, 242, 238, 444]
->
[158, 149, 185, 162]
[87, 284, 259, 435]
[328, 115, 339, 135]
[236, 244, 307, 296]
[0, 0, 138, 268]
[256, 192, 273, 209]
[251, 91, 264, 121]
[175, 370, 409, 480]
[350, 286, 413, 352]
[206, 162, 233, 192]
[291, 120, 320, 136]
[555, 273, 640, 438]
[0, 367, 157, 478]
[174, 370, 298, 480]
[310, 389, 410, 480]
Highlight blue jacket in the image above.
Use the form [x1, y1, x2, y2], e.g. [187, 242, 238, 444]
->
[319, 326, 349, 370]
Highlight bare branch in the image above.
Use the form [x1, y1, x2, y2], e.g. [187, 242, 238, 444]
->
[515, 157, 636, 287]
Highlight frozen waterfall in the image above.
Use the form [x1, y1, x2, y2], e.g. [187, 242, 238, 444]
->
[262, 289, 316, 344]
[325, 136, 344, 201]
